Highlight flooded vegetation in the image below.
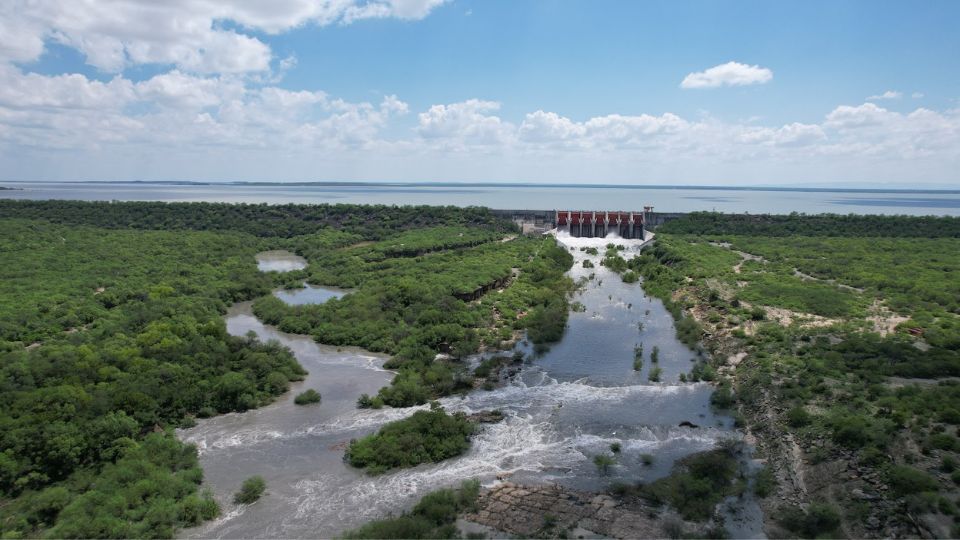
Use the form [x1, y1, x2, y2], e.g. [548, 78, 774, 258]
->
[179, 231, 763, 538]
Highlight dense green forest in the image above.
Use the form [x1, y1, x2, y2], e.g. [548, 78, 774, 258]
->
[0, 220, 303, 537]
[0, 200, 574, 538]
[633, 212, 960, 537]
[658, 211, 960, 238]
[0, 200, 511, 239]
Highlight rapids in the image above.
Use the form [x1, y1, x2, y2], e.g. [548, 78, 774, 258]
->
[179, 231, 764, 538]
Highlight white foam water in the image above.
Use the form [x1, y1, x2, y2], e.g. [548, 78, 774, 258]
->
[180, 230, 763, 539]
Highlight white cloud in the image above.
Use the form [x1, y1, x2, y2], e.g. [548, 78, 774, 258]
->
[866, 90, 902, 101]
[0, 65, 956, 184]
[912, 92, 925, 99]
[417, 100, 512, 145]
[825, 102, 891, 129]
[680, 61, 773, 89]
[0, 0, 449, 74]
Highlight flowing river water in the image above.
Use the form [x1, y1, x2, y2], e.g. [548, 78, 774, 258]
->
[179, 238, 764, 538]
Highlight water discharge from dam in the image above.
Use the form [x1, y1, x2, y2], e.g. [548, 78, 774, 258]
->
[179, 233, 762, 538]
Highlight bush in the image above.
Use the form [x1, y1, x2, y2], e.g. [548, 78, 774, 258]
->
[594, 454, 616, 474]
[233, 476, 266, 505]
[776, 503, 840, 538]
[346, 409, 475, 474]
[610, 442, 622, 454]
[640, 448, 738, 521]
[786, 406, 811, 427]
[753, 467, 776, 498]
[648, 367, 663, 382]
[710, 382, 735, 409]
[887, 465, 939, 496]
[294, 389, 321, 405]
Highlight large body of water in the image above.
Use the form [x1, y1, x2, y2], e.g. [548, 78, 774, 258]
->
[3, 181, 960, 215]
[177, 235, 763, 539]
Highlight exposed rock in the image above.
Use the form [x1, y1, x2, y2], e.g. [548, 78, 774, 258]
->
[468, 410, 505, 424]
[464, 482, 707, 539]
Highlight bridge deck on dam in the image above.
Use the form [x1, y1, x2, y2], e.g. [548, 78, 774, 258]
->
[490, 209, 685, 237]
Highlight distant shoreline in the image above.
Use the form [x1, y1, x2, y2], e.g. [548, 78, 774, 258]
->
[1, 180, 958, 195]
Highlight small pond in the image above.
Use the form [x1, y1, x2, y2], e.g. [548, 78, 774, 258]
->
[273, 283, 348, 306]
[256, 250, 307, 272]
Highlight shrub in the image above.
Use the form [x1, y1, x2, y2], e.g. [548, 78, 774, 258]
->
[786, 406, 811, 427]
[648, 367, 663, 382]
[887, 465, 939, 496]
[294, 389, 321, 405]
[753, 467, 776, 498]
[640, 448, 738, 520]
[610, 442, 622, 454]
[710, 382, 735, 409]
[594, 454, 616, 474]
[776, 503, 840, 538]
[233, 476, 266, 505]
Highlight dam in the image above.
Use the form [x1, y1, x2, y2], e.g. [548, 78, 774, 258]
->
[490, 208, 685, 237]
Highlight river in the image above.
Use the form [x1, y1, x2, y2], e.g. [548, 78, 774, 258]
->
[178, 235, 763, 538]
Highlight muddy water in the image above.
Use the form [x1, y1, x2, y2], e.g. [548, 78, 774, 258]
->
[179, 233, 763, 538]
[256, 250, 307, 272]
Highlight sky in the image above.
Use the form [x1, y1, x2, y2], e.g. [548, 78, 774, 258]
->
[0, 0, 958, 187]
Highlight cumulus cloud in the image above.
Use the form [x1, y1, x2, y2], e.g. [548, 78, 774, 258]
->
[867, 90, 902, 101]
[417, 100, 512, 145]
[0, 0, 450, 73]
[680, 61, 773, 89]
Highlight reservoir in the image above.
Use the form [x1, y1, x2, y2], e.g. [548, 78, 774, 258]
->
[4, 181, 960, 216]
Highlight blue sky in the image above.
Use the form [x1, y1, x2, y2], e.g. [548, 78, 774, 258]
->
[0, 0, 958, 186]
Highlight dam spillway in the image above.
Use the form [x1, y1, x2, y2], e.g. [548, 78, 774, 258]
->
[555, 210, 648, 239]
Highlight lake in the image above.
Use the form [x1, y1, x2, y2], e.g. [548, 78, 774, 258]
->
[2, 181, 960, 216]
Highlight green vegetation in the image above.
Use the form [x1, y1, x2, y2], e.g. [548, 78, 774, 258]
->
[0, 200, 511, 240]
[753, 467, 776, 498]
[593, 454, 616, 474]
[610, 442, 622, 453]
[638, 446, 740, 521]
[233, 476, 267, 505]
[637, 212, 960, 534]
[658, 211, 960, 238]
[633, 343, 644, 371]
[775, 503, 840, 539]
[345, 407, 475, 474]
[0, 219, 304, 538]
[254, 233, 573, 407]
[0, 201, 551, 537]
[648, 367, 663, 382]
[341, 479, 480, 539]
[294, 389, 322, 405]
